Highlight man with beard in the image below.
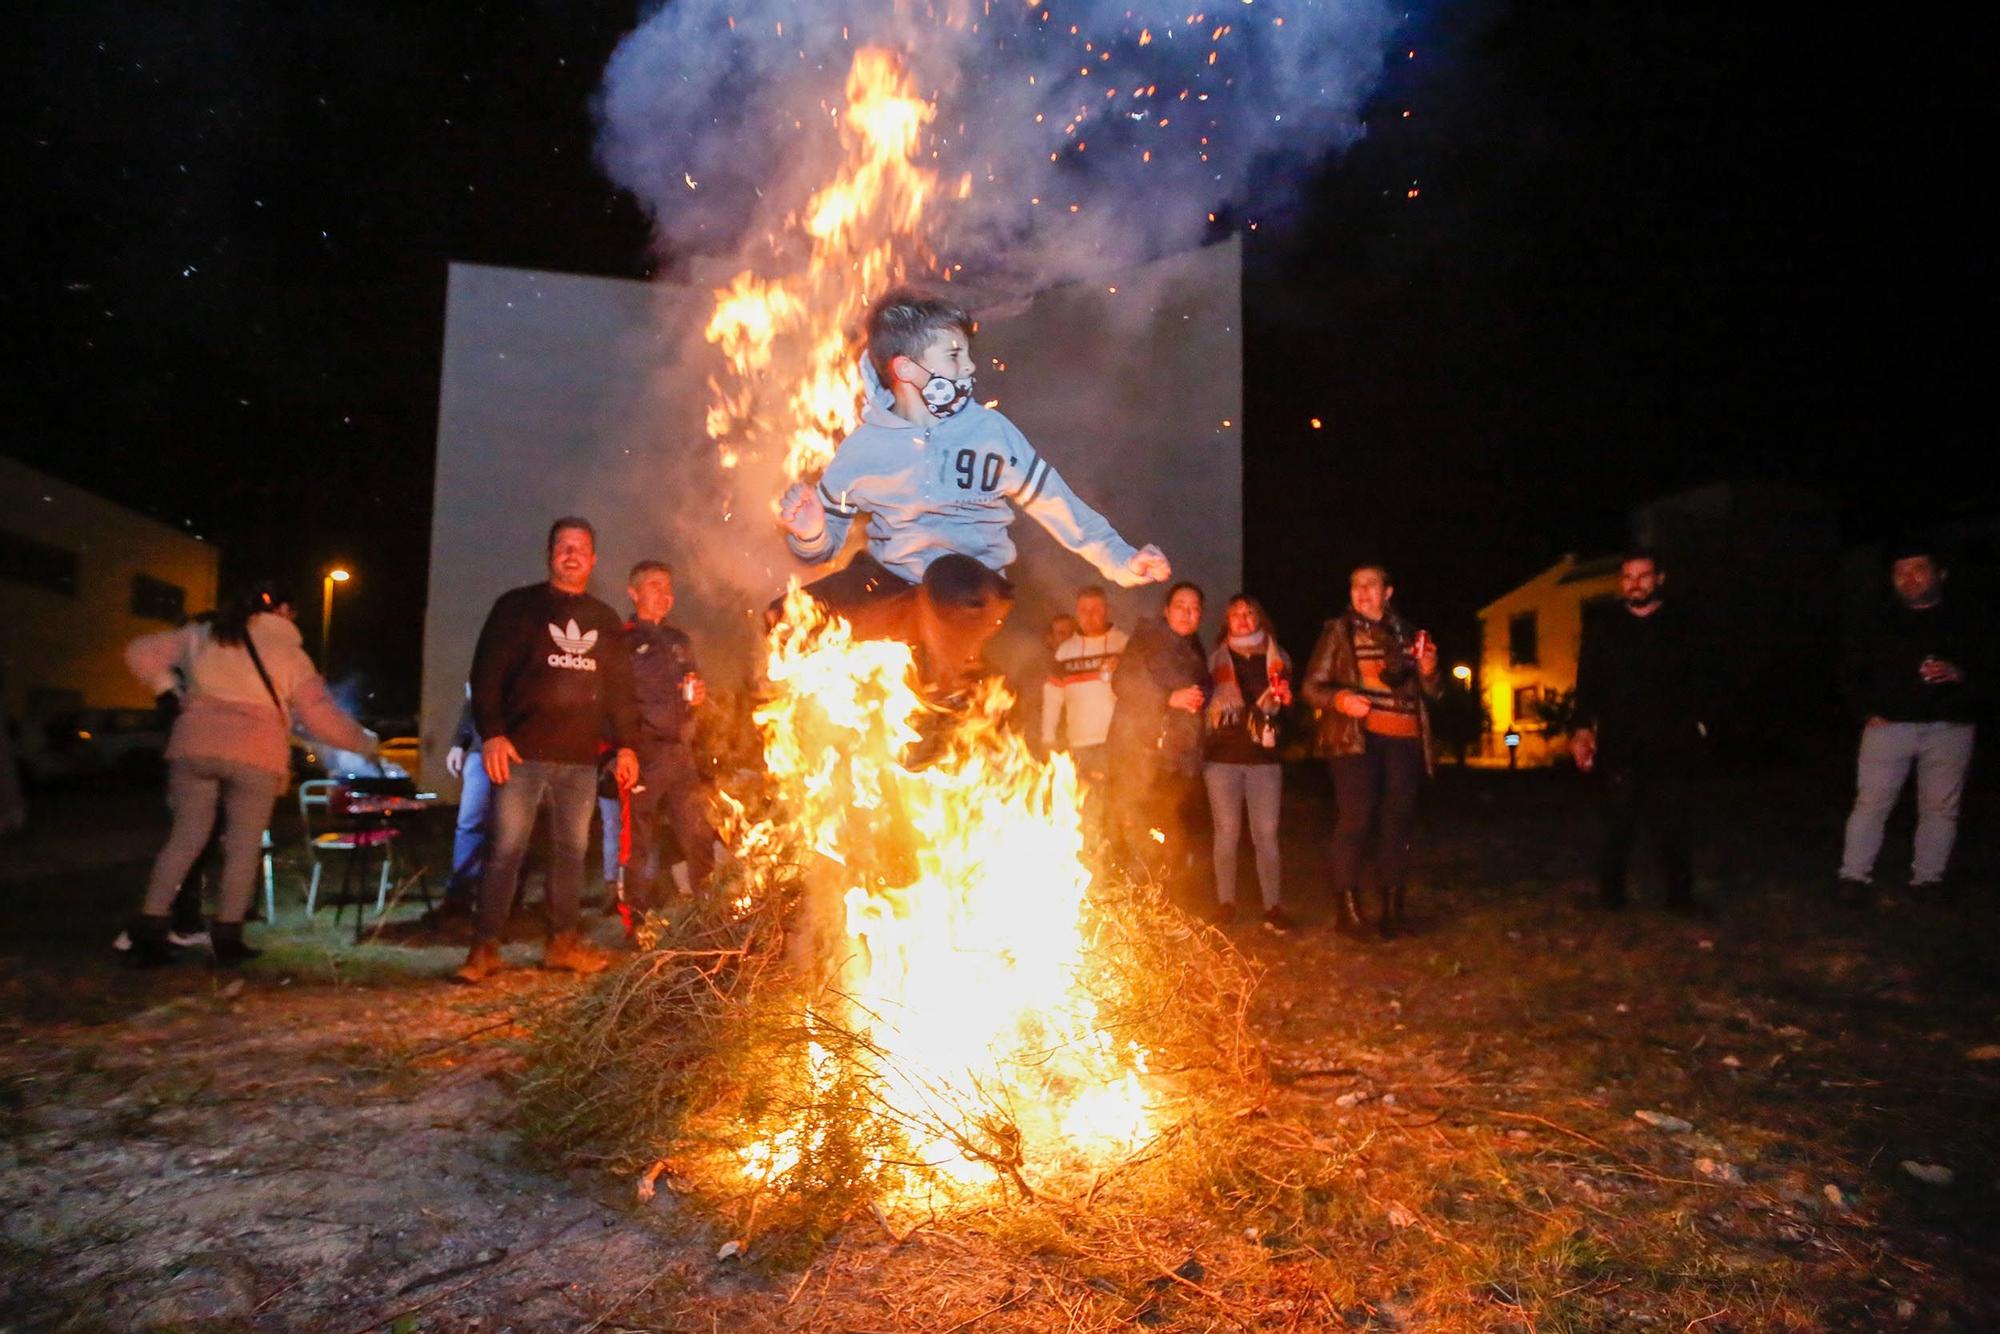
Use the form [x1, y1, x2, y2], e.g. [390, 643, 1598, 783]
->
[1570, 550, 1706, 913]
[455, 517, 639, 982]
[1836, 546, 1983, 901]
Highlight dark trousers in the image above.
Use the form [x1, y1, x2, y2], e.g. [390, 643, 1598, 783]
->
[1113, 766, 1207, 900]
[477, 759, 596, 943]
[1328, 733, 1425, 902]
[798, 553, 1014, 693]
[1596, 754, 1693, 904]
[627, 749, 715, 907]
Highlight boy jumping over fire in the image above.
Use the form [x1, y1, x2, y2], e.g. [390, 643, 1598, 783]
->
[776, 289, 1172, 689]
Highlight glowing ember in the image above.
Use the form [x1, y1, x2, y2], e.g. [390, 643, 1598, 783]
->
[737, 586, 1155, 1198]
[702, 48, 936, 482]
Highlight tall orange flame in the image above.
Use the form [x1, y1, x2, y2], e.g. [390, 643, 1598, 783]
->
[737, 588, 1155, 1198]
[703, 49, 936, 482]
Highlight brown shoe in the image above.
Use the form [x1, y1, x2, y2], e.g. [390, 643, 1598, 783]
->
[541, 931, 613, 974]
[452, 940, 504, 985]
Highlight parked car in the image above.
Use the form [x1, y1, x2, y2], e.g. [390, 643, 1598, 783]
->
[17, 708, 169, 784]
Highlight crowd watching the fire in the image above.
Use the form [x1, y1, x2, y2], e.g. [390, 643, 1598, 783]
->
[79, 284, 1987, 974]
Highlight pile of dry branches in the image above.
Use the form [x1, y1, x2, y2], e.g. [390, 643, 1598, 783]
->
[518, 789, 1365, 1263]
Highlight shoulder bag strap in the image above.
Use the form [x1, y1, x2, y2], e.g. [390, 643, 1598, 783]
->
[240, 623, 292, 728]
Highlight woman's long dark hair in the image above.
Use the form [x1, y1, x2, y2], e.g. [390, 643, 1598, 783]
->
[209, 579, 295, 647]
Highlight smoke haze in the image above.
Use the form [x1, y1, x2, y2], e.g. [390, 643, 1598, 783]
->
[597, 0, 1403, 290]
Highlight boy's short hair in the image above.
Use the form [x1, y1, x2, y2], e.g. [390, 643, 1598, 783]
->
[628, 559, 674, 583]
[867, 288, 971, 380]
[1166, 580, 1205, 606]
[547, 516, 596, 554]
[1074, 585, 1108, 604]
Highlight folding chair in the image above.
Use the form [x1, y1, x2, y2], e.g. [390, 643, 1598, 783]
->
[298, 779, 399, 938]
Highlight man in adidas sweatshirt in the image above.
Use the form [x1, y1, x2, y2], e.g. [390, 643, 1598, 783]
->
[455, 517, 639, 983]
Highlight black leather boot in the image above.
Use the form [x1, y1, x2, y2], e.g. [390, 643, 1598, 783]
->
[1380, 884, 1407, 939]
[125, 914, 175, 968]
[210, 921, 262, 967]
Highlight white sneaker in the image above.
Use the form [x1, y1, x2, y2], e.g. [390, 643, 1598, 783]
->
[112, 928, 209, 951]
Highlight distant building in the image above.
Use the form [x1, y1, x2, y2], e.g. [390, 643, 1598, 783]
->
[0, 456, 219, 721]
[1476, 553, 1623, 766]
[1475, 482, 1841, 767]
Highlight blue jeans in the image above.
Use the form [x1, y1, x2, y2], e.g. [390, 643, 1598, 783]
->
[447, 754, 492, 904]
[1204, 762, 1283, 908]
[477, 759, 596, 943]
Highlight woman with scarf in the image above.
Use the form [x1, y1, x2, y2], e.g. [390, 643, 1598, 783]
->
[1203, 596, 1295, 932]
[1304, 565, 1441, 939]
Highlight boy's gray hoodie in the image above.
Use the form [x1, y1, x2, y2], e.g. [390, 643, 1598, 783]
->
[786, 394, 1144, 586]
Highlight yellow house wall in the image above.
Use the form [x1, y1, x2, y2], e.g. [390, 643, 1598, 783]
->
[1478, 560, 1618, 766]
[0, 457, 220, 719]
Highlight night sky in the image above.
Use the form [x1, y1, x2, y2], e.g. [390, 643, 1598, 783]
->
[13, 1, 1989, 709]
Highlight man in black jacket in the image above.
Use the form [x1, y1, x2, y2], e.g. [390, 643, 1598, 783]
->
[1571, 551, 1705, 912]
[1837, 547, 1982, 900]
[614, 560, 716, 910]
[455, 517, 639, 983]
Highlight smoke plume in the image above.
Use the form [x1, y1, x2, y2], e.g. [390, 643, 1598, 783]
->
[597, 0, 1403, 291]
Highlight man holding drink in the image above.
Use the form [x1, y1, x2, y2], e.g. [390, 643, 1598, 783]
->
[1304, 565, 1444, 938]
[616, 560, 717, 910]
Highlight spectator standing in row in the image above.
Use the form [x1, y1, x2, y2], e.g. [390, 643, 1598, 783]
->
[1043, 586, 1128, 824]
[1305, 566, 1440, 938]
[124, 579, 376, 965]
[455, 518, 639, 984]
[1570, 550, 1704, 913]
[1836, 546, 1983, 901]
[1108, 582, 1210, 897]
[615, 560, 716, 908]
[440, 682, 488, 918]
[1204, 595, 1294, 932]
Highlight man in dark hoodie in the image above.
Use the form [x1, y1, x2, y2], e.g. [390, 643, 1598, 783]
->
[1836, 546, 1982, 901]
[455, 517, 639, 983]
[614, 559, 716, 908]
[1571, 550, 1705, 913]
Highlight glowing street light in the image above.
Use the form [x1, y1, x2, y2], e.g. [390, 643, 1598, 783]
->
[322, 566, 352, 666]
[1451, 663, 1472, 683]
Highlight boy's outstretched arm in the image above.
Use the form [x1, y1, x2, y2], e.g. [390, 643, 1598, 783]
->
[778, 479, 858, 565]
[1008, 440, 1170, 587]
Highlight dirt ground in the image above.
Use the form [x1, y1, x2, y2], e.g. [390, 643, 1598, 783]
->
[2, 766, 1996, 1331]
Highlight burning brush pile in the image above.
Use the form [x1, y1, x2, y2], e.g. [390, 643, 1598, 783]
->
[521, 585, 1273, 1252]
[522, 36, 1381, 1275]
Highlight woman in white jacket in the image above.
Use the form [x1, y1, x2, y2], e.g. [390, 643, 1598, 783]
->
[124, 580, 375, 964]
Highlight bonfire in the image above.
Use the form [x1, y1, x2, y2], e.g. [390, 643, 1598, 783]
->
[525, 47, 1270, 1254]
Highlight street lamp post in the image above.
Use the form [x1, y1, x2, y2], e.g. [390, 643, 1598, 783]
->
[321, 567, 351, 667]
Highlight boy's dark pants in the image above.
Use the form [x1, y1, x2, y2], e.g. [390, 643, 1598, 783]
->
[1595, 749, 1693, 906]
[799, 553, 1014, 693]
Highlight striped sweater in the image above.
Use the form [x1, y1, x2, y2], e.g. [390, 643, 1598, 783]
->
[1042, 627, 1130, 749]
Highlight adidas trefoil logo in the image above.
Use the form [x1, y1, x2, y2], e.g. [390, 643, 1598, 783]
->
[547, 619, 600, 671]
